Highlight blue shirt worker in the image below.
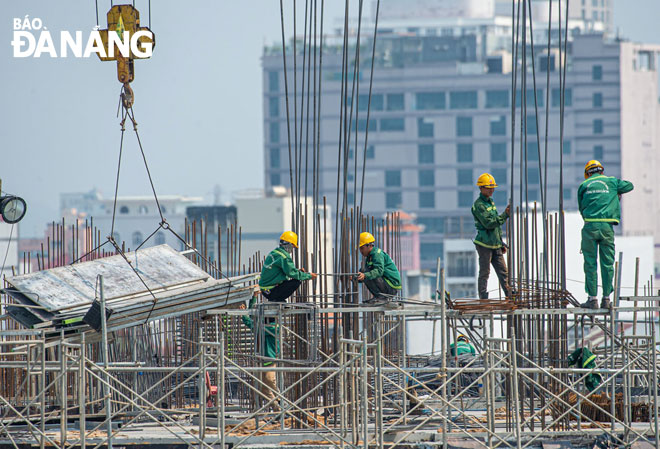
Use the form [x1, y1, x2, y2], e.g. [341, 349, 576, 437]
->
[356, 232, 402, 303]
[471, 173, 511, 299]
[578, 160, 633, 309]
[259, 231, 317, 302]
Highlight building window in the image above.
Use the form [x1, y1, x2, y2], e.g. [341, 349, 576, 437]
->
[593, 92, 603, 108]
[386, 192, 402, 209]
[447, 251, 476, 277]
[268, 71, 279, 92]
[269, 97, 279, 117]
[491, 142, 507, 162]
[527, 115, 538, 135]
[563, 188, 572, 200]
[449, 91, 478, 109]
[380, 118, 405, 131]
[418, 144, 434, 164]
[594, 145, 604, 160]
[419, 170, 435, 186]
[458, 191, 473, 207]
[457, 169, 472, 186]
[492, 168, 507, 186]
[593, 119, 604, 134]
[563, 140, 571, 154]
[592, 65, 603, 81]
[155, 232, 166, 245]
[386, 93, 405, 111]
[447, 282, 476, 298]
[132, 231, 143, 247]
[516, 89, 544, 107]
[527, 141, 539, 161]
[358, 118, 377, 132]
[485, 90, 509, 108]
[419, 191, 435, 208]
[456, 116, 473, 137]
[493, 190, 507, 206]
[385, 170, 401, 187]
[417, 118, 434, 137]
[270, 147, 280, 168]
[112, 232, 121, 242]
[540, 55, 555, 72]
[490, 115, 506, 136]
[457, 143, 473, 163]
[552, 88, 572, 107]
[415, 92, 445, 110]
[417, 216, 444, 233]
[137, 205, 147, 214]
[120, 206, 129, 214]
[528, 189, 539, 201]
[269, 122, 280, 142]
[366, 145, 375, 159]
[358, 93, 384, 111]
[271, 173, 281, 186]
[528, 166, 540, 185]
[420, 242, 444, 261]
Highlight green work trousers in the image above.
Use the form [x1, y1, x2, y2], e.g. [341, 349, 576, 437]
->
[581, 222, 615, 297]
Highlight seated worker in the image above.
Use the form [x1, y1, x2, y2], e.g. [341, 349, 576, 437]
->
[356, 232, 402, 303]
[450, 334, 476, 357]
[259, 231, 317, 302]
[240, 297, 281, 412]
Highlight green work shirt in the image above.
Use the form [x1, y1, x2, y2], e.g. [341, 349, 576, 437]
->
[363, 246, 402, 289]
[259, 247, 311, 290]
[450, 341, 476, 357]
[241, 297, 279, 366]
[471, 193, 509, 249]
[577, 175, 633, 225]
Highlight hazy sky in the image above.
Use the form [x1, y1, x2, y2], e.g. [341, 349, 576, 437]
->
[2, 1, 658, 237]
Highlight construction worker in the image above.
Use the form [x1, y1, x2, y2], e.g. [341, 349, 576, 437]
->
[240, 297, 280, 412]
[259, 231, 317, 302]
[567, 347, 602, 392]
[578, 160, 633, 309]
[356, 232, 402, 303]
[471, 173, 511, 299]
[449, 334, 476, 357]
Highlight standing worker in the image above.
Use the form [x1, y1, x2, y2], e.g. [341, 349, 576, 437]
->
[356, 232, 402, 303]
[259, 231, 317, 302]
[471, 173, 512, 299]
[578, 160, 633, 309]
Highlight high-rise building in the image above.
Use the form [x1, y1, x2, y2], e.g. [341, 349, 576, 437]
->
[262, 12, 660, 273]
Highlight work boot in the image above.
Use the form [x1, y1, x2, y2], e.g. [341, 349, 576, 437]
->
[580, 296, 598, 309]
[600, 297, 611, 309]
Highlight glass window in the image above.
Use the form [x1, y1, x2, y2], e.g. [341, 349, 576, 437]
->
[527, 141, 539, 161]
[492, 168, 507, 186]
[420, 242, 444, 261]
[527, 115, 538, 135]
[491, 142, 507, 162]
[493, 190, 507, 206]
[419, 170, 435, 186]
[457, 169, 472, 185]
[448, 282, 477, 298]
[380, 118, 405, 131]
[358, 118, 377, 132]
[418, 144, 434, 164]
[456, 116, 473, 137]
[385, 170, 401, 187]
[540, 55, 555, 72]
[269, 97, 279, 117]
[415, 92, 445, 110]
[358, 93, 384, 111]
[563, 140, 571, 154]
[490, 115, 506, 136]
[120, 206, 129, 214]
[458, 191, 474, 207]
[270, 122, 280, 143]
[417, 118, 434, 137]
[419, 191, 435, 208]
[366, 145, 375, 159]
[552, 88, 572, 107]
[348, 149, 354, 159]
[594, 145, 604, 160]
[132, 231, 143, 247]
[528, 189, 539, 201]
[417, 216, 445, 233]
[486, 90, 509, 108]
[268, 71, 279, 92]
[563, 188, 572, 200]
[593, 92, 603, 108]
[386, 191, 402, 209]
[593, 119, 603, 134]
[270, 147, 280, 168]
[447, 251, 476, 277]
[155, 232, 166, 245]
[592, 65, 603, 81]
[515, 89, 544, 107]
[528, 166, 540, 185]
[450, 91, 478, 109]
[386, 93, 405, 111]
[270, 173, 281, 186]
[457, 143, 473, 163]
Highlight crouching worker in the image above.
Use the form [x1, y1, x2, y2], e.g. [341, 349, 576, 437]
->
[259, 231, 317, 302]
[240, 297, 281, 412]
[356, 232, 402, 303]
[450, 334, 476, 357]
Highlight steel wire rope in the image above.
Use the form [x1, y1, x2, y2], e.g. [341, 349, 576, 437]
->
[293, 0, 299, 235]
[295, 0, 309, 242]
[558, 0, 569, 288]
[110, 102, 128, 238]
[509, 0, 522, 287]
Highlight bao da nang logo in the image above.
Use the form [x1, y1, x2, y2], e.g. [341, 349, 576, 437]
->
[11, 15, 154, 58]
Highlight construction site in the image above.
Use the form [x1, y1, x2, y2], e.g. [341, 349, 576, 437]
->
[2, 1, 660, 449]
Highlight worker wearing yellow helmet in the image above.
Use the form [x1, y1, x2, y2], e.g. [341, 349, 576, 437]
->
[450, 334, 476, 357]
[578, 160, 633, 309]
[471, 173, 512, 299]
[356, 232, 402, 303]
[259, 231, 317, 302]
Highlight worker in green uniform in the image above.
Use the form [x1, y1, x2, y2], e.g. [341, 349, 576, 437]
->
[240, 296, 281, 412]
[578, 160, 634, 309]
[356, 232, 402, 303]
[567, 347, 602, 392]
[471, 173, 511, 299]
[259, 231, 317, 302]
[449, 334, 476, 357]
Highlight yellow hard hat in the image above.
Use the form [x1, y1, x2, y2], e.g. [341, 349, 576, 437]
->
[476, 173, 498, 188]
[584, 160, 603, 179]
[359, 232, 375, 248]
[279, 231, 298, 248]
[457, 334, 469, 344]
